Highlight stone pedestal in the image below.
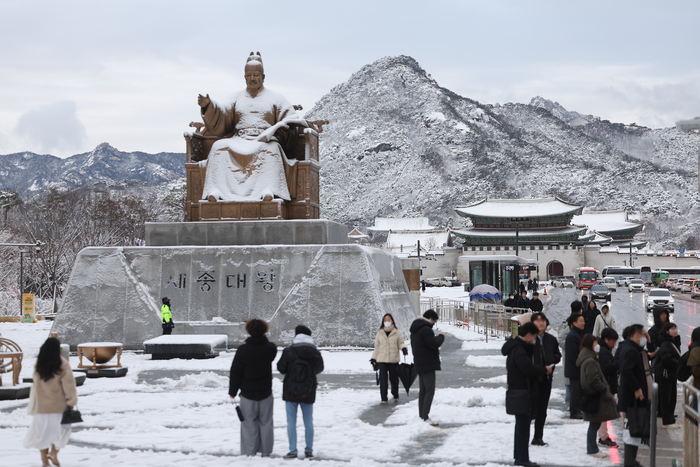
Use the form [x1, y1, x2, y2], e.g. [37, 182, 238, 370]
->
[52, 243, 415, 349]
[73, 367, 129, 378]
[0, 384, 30, 400]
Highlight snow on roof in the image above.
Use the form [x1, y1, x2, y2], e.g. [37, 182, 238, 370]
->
[368, 217, 436, 232]
[453, 226, 587, 237]
[348, 227, 369, 239]
[455, 197, 582, 218]
[458, 255, 539, 265]
[572, 209, 642, 233]
[386, 231, 449, 250]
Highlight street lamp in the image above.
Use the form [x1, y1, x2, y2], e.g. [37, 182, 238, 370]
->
[19, 242, 42, 315]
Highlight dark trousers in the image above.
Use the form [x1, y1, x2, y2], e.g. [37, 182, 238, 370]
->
[514, 413, 531, 463]
[378, 363, 399, 401]
[532, 377, 552, 440]
[659, 378, 677, 425]
[570, 378, 582, 416]
[624, 443, 638, 467]
[162, 322, 173, 335]
[418, 371, 436, 420]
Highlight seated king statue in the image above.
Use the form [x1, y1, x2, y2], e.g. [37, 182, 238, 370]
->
[196, 52, 307, 202]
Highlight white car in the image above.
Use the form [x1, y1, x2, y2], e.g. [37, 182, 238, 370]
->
[628, 279, 645, 292]
[560, 280, 574, 288]
[618, 277, 633, 287]
[602, 276, 617, 291]
[646, 288, 674, 312]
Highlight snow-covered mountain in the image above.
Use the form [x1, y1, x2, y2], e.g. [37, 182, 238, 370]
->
[306, 55, 700, 248]
[0, 143, 184, 195]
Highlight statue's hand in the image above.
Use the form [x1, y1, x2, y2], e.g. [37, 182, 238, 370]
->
[198, 94, 211, 108]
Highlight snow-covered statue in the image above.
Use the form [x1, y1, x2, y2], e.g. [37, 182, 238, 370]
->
[196, 52, 307, 201]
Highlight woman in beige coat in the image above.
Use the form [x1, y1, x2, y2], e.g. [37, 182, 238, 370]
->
[370, 313, 408, 404]
[24, 337, 78, 467]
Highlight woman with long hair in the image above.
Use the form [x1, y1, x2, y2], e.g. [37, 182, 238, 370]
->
[370, 313, 408, 404]
[577, 333, 619, 458]
[24, 337, 78, 466]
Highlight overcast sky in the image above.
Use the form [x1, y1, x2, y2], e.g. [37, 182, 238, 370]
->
[1, 0, 699, 158]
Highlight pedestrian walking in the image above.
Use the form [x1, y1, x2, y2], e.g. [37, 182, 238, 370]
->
[161, 297, 174, 335]
[410, 309, 445, 426]
[582, 300, 599, 336]
[528, 292, 543, 312]
[23, 337, 78, 467]
[618, 324, 648, 467]
[502, 322, 551, 467]
[370, 313, 408, 404]
[565, 313, 585, 419]
[592, 304, 617, 338]
[655, 322, 681, 428]
[577, 334, 619, 459]
[277, 325, 324, 460]
[597, 328, 619, 447]
[229, 319, 277, 457]
[580, 294, 588, 311]
[530, 312, 561, 446]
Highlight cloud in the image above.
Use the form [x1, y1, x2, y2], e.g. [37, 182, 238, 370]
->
[14, 100, 87, 155]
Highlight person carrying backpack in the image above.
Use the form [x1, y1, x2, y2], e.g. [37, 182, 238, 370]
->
[277, 325, 324, 460]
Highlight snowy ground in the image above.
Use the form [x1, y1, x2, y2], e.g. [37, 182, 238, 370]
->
[1, 287, 628, 466]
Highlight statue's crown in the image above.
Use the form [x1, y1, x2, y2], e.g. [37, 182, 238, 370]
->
[246, 52, 264, 70]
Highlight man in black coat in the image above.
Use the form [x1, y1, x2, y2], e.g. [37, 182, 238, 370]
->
[528, 292, 543, 312]
[410, 309, 445, 426]
[618, 324, 648, 467]
[516, 290, 530, 309]
[530, 313, 561, 446]
[597, 328, 619, 447]
[504, 292, 518, 308]
[565, 314, 585, 419]
[277, 325, 324, 459]
[502, 322, 551, 467]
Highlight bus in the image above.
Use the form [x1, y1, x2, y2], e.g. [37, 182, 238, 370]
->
[661, 267, 700, 279]
[651, 270, 669, 286]
[640, 265, 652, 285]
[601, 266, 642, 282]
[576, 267, 598, 289]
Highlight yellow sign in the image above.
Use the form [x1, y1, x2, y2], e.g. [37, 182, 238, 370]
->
[22, 294, 34, 323]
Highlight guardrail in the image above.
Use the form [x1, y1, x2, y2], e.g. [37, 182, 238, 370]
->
[683, 377, 699, 467]
[419, 298, 530, 342]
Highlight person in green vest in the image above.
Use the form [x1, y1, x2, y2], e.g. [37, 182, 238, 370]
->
[161, 297, 174, 335]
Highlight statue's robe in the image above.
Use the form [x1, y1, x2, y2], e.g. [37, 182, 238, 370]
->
[199, 87, 305, 201]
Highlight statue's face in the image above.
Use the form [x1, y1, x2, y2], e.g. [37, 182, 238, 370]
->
[244, 64, 265, 92]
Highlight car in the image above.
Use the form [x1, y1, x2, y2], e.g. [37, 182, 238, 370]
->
[628, 279, 645, 292]
[551, 278, 563, 287]
[589, 284, 612, 302]
[646, 288, 674, 311]
[448, 279, 462, 287]
[617, 277, 634, 287]
[560, 279, 574, 288]
[692, 287, 700, 299]
[424, 278, 451, 287]
[602, 276, 617, 291]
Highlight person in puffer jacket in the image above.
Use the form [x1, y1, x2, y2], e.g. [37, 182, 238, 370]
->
[370, 313, 408, 404]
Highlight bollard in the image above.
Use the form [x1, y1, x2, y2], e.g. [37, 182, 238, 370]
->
[649, 382, 658, 467]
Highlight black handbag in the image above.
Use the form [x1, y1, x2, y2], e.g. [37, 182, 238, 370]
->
[505, 389, 530, 415]
[61, 406, 83, 424]
[235, 405, 245, 422]
[627, 399, 650, 438]
[578, 390, 601, 414]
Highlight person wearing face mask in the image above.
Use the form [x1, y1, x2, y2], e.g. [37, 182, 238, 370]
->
[592, 304, 617, 339]
[502, 322, 551, 467]
[647, 307, 669, 353]
[582, 300, 600, 336]
[504, 292, 518, 308]
[655, 322, 682, 428]
[370, 313, 408, 404]
[577, 333, 619, 458]
[618, 324, 648, 467]
[410, 309, 446, 425]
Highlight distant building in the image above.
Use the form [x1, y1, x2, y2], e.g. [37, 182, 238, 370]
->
[347, 227, 369, 244]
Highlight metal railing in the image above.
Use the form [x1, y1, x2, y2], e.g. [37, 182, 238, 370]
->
[420, 298, 532, 342]
[683, 377, 700, 467]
